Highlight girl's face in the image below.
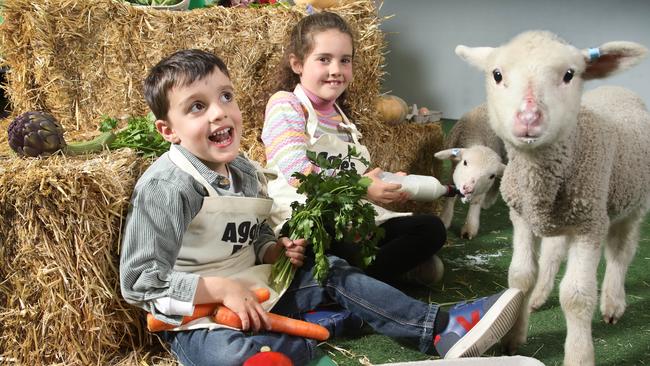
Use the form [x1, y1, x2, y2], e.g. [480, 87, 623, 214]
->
[291, 29, 354, 102]
[156, 69, 243, 175]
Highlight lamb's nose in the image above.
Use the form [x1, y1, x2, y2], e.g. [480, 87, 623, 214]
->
[462, 184, 474, 195]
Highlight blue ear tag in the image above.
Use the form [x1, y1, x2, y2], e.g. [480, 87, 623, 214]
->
[306, 4, 315, 15]
[588, 47, 601, 62]
[451, 148, 461, 157]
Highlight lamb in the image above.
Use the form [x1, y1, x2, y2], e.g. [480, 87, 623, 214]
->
[455, 30, 649, 366]
[434, 103, 506, 239]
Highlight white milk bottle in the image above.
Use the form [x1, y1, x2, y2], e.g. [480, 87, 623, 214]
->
[379, 172, 460, 201]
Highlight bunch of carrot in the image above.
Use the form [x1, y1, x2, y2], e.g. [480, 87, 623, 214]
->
[146, 288, 330, 341]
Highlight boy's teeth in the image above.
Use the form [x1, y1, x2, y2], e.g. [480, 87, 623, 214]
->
[210, 127, 232, 143]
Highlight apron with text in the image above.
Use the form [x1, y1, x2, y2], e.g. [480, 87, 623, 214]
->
[266, 84, 410, 234]
[168, 145, 283, 331]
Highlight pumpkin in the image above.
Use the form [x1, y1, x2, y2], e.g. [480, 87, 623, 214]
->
[294, 0, 340, 8]
[375, 95, 409, 125]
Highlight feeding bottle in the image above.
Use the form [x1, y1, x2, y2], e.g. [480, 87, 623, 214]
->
[379, 172, 460, 201]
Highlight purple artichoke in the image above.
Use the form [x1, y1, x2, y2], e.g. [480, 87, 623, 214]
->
[7, 111, 66, 157]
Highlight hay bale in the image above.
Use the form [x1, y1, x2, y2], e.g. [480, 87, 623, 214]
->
[0, 150, 153, 364]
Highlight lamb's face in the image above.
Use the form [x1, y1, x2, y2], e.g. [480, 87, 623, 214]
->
[453, 146, 505, 203]
[487, 33, 586, 150]
[457, 31, 589, 151]
[435, 146, 505, 203]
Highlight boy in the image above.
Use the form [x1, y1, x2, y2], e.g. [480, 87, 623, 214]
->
[120, 49, 524, 366]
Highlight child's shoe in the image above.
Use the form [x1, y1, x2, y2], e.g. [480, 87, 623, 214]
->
[434, 288, 523, 358]
[405, 255, 445, 284]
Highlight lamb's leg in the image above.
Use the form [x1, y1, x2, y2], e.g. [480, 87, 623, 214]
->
[481, 179, 500, 209]
[601, 213, 641, 324]
[560, 234, 601, 366]
[440, 195, 456, 229]
[461, 200, 482, 239]
[529, 236, 568, 311]
[501, 210, 538, 355]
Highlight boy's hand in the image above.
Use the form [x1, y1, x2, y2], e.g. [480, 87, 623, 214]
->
[364, 168, 409, 204]
[221, 279, 271, 332]
[279, 237, 308, 267]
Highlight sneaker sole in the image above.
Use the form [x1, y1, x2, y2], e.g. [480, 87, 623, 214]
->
[444, 288, 524, 359]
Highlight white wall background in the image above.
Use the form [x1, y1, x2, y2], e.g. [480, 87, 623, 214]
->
[377, 0, 650, 119]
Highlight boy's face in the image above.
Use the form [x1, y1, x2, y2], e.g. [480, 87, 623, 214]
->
[156, 69, 242, 175]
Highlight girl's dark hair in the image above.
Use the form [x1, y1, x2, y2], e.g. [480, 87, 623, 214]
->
[144, 49, 230, 120]
[274, 12, 355, 115]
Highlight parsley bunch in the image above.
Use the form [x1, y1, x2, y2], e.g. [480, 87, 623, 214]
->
[270, 146, 384, 292]
[99, 114, 170, 158]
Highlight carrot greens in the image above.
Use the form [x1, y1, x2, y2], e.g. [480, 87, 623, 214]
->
[270, 146, 383, 291]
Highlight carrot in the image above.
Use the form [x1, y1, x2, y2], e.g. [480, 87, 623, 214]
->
[214, 306, 330, 341]
[147, 288, 271, 332]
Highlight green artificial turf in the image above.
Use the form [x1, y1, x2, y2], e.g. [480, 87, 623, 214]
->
[325, 120, 650, 365]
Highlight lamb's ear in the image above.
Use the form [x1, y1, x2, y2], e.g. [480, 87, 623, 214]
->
[582, 41, 648, 80]
[495, 162, 506, 176]
[455, 45, 494, 69]
[434, 148, 463, 162]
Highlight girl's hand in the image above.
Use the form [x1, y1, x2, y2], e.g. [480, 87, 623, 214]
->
[220, 279, 271, 332]
[279, 236, 308, 267]
[364, 168, 410, 204]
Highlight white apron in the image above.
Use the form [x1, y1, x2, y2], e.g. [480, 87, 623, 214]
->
[266, 84, 410, 234]
[168, 145, 283, 331]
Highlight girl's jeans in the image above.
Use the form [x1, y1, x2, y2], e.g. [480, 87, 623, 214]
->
[161, 255, 438, 366]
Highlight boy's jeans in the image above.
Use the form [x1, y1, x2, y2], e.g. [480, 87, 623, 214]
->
[161, 255, 438, 366]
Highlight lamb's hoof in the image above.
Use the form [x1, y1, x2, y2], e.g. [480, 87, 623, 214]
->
[528, 294, 548, 312]
[601, 298, 626, 324]
[501, 339, 519, 356]
[500, 329, 526, 355]
[460, 226, 477, 240]
[602, 315, 618, 325]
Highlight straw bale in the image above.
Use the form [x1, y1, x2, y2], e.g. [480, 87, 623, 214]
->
[0, 149, 155, 365]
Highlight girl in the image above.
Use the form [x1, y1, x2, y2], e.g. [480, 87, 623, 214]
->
[262, 11, 446, 285]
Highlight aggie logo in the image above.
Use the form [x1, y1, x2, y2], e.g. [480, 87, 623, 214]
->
[317, 151, 356, 171]
[221, 221, 260, 254]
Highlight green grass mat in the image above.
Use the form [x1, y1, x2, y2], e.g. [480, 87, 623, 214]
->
[326, 120, 650, 365]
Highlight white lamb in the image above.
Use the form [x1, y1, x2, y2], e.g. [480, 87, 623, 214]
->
[434, 103, 506, 239]
[456, 30, 649, 366]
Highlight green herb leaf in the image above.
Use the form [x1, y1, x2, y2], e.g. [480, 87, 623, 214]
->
[99, 114, 170, 158]
[270, 146, 383, 291]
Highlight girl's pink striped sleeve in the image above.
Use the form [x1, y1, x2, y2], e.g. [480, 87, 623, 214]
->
[262, 92, 318, 187]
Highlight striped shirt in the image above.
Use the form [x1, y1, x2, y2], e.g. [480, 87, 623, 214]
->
[262, 91, 353, 186]
[119, 144, 277, 324]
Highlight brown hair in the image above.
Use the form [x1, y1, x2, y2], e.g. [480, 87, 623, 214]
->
[144, 49, 230, 120]
[274, 11, 355, 115]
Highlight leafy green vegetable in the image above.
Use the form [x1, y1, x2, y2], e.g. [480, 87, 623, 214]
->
[99, 114, 170, 158]
[270, 146, 384, 292]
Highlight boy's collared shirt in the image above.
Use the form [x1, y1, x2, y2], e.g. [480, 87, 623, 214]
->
[119, 145, 277, 323]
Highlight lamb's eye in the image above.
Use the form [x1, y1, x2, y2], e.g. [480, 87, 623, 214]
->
[492, 69, 503, 84]
[563, 69, 574, 83]
[489, 174, 496, 179]
[463, 160, 467, 166]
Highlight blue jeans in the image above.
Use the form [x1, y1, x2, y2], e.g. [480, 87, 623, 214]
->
[162, 255, 439, 366]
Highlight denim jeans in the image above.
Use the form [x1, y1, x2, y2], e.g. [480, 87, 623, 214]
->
[162, 255, 438, 366]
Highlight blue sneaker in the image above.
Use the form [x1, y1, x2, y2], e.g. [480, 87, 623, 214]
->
[434, 288, 523, 358]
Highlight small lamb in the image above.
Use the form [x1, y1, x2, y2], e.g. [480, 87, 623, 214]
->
[456, 30, 649, 366]
[434, 103, 506, 239]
